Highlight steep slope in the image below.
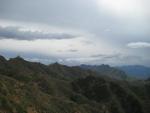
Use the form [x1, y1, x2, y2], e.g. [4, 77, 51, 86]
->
[0, 56, 97, 113]
[72, 76, 148, 113]
[0, 55, 10, 75]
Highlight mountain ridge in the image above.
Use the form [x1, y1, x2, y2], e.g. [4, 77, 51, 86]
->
[0, 55, 150, 113]
[80, 64, 128, 80]
[117, 65, 150, 79]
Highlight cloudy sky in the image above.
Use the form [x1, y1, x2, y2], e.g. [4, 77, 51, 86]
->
[0, 0, 150, 66]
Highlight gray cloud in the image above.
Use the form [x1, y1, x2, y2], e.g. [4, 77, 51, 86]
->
[90, 53, 121, 59]
[67, 49, 78, 52]
[81, 40, 94, 45]
[57, 49, 78, 53]
[0, 26, 77, 40]
[64, 53, 146, 66]
[64, 53, 121, 65]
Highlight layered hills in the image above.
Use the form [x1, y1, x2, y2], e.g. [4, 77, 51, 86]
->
[0, 55, 150, 113]
[117, 65, 150, 79]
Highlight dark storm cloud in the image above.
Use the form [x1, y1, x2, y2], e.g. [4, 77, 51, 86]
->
[0, 26, 77, 40]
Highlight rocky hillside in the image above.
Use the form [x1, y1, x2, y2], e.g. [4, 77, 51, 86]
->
[0, 55, 150, 113]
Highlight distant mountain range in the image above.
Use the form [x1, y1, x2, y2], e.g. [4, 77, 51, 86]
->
[117, 65, 150, 79]
[0, 55, 150, 113]
[80, 64, 127, 80]
[80, 64, 150, 80]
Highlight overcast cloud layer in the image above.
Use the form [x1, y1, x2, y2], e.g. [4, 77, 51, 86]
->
[0, 0, 149, 66]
